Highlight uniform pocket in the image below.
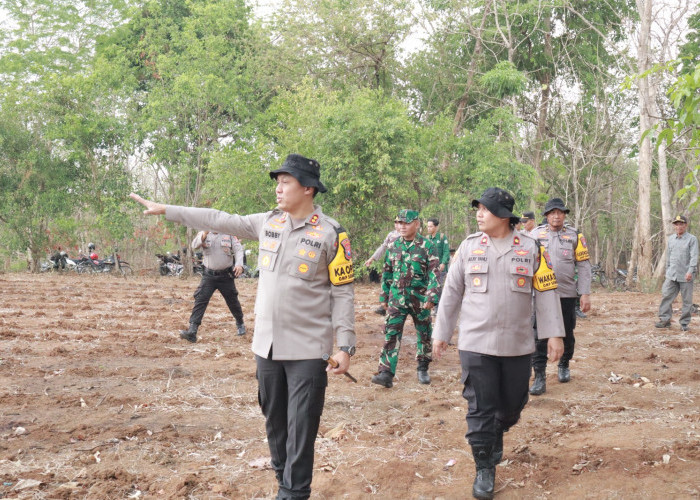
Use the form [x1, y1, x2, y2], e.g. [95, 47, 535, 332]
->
[510, 262, 533, 293]
[289, 257, 320, 280]
[465, 261, 488, 293]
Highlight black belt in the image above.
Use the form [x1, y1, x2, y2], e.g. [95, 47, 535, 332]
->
[204, 266, 232, 276]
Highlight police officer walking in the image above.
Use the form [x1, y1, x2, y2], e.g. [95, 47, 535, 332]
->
[130, 153, 355, 500]
[179, 231, 246, 343]
[656, 215, 698, 331]
[433, 188, 564, 500]
[529, 198, 592, 395]
[371, 209, 439, 388]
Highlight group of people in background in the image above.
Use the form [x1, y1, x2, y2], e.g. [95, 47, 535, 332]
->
[130, 153, 696, 500]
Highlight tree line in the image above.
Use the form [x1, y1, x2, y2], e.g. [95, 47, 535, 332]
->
[0, 0, 698, 285]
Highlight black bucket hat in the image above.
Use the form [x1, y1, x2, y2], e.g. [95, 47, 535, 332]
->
[542, 197, 570, 216]
[269, 154, 327, 193]
[471, 187, 520, 225]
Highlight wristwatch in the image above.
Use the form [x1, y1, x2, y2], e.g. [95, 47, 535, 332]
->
[339, 346, 356, 357]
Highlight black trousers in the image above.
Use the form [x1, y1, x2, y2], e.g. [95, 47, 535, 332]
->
[532, 296, 577, 371]
[188, 271, 244, 326]
[256, 355, 327, 500]
[459, 350, 531, 446]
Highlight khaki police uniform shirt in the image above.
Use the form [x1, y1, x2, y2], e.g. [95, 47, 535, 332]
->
[666, 231, 699, 282]
[433, 231, 564, 356]
[530, 224, 592, 298]
[192, 232, 243, 271]
[167, 205, 355, 360]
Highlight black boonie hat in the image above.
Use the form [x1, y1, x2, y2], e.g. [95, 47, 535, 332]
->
[672, 215, 688, 224]
[269, 154, 327, 193]
[542, 197, 570, 216]
[471, 187, 520, 225]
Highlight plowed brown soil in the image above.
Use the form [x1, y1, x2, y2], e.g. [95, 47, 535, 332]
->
[1, 273, 698, 499]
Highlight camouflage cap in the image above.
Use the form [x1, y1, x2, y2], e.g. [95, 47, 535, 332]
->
[396, 209, 420, 223]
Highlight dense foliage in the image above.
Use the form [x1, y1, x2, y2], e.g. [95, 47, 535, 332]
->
[0, 0, 697, 279]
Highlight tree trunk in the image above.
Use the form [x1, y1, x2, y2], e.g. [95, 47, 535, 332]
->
[532, 14, 553, 176]
[451, 3, 491, 137]
[654, 140, 671, 279]
[631, 0, 653, 287]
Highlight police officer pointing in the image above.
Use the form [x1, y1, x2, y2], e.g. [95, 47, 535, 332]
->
[130, 153, 355, 500]
[179, 231, 246, 342]
[529, 198, 592, 395]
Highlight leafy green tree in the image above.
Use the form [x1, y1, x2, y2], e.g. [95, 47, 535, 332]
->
[0, 102, 78, 271]
[259, 0, 413, 93]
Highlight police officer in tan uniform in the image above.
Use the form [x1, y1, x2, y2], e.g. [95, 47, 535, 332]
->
[179, 231, 246, 342]
[130, 153, 355, 500]
[529, 198, 592, 395]
[433, 187, 564, 500]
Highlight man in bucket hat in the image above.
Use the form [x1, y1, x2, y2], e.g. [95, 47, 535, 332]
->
[656, 215, 698, 331]
[130, 153, 355, 500]
[433, 187, 564, 499]
[529, 197, 592, 395]
[372, 208, 440, 387]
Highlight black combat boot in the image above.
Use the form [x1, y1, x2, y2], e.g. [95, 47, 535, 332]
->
[417, 361, 431, 385]
[471, 444, 495, 500]
[558, 363, 570, 383]
[179, 323, 198, 343]
[236, 322, 246, 336]
[529, 368, 546, 395]
[371, 371, 394, 388]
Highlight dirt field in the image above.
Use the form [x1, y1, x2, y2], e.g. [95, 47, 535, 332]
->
[0, 273, 698, 499]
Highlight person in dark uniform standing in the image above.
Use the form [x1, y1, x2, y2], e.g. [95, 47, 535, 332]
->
[529, 198, 592, 395]
[130, 153, 355, 500]
[179, 231, 246, 342]
[433, 187, 564, 500]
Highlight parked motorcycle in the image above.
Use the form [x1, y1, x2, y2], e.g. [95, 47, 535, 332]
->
[156, 253, 183, 276]
[40, 251, 77, 272]
[76, 249, 132, 276]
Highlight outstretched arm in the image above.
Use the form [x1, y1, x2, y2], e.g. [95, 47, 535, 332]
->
[130, 193, 166, 215]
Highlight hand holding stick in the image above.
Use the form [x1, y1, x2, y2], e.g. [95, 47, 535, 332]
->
[322, 354, 357, 383]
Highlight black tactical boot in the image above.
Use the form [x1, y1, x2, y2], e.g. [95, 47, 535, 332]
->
[471, 444, 495, 500]
[371, 371, 394, 388]
[179, 323, 198, 343]
[417, 361, 431, 385]
[529, 368, 546, 395]
[236, 322, 246, 336]
[558, 364, 571, 383]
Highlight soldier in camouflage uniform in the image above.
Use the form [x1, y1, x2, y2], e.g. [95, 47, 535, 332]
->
[425, 218, 451, 311]
[371, 209, 440, 388]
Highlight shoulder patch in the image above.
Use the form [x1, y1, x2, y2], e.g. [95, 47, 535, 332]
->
[533, 245, 557, 292]
[575, 233, 590, 261]
[328, 228, 354, 286]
